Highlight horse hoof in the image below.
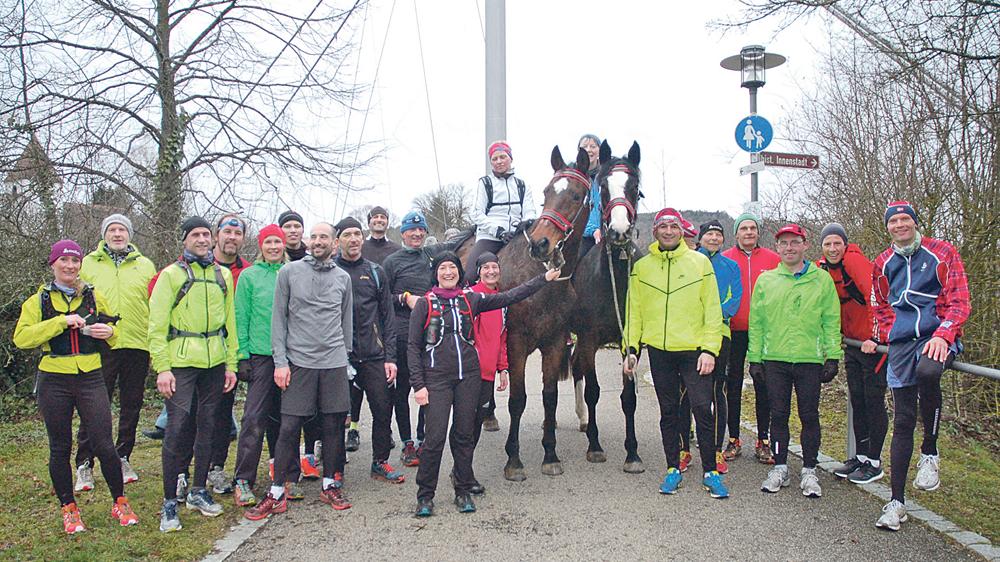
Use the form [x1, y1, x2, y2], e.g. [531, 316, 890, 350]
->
[504, 467, 527, 482]
[578, 423, 588, 433]
[623, 461, 645, 474]
[541, 462, 564, 476]
[586, 450, 607, 463]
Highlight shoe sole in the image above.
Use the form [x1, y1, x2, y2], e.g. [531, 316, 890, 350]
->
[658, 486, 679, 495]
[456, 506, 476, 513]
[849, 472, 885, 485]
[186, 503, 223, 517]
[415, 509, 433, 517]
[117, 518, 139, 527]
[761, 479, 790, 493]
[124, 477, 139, 485]
[371, 473, 405, 484]
[913, 480, 940, 491]
[159, 524, 182, 532]
[704, 486, 729, 499]
[244, 505, 286, 521]
[320, 498, 352, 511]
[876, 514, 906, 531]
[802, 490, 822, 498]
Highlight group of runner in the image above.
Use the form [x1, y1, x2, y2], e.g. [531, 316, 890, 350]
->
[14, 133, 969, 533]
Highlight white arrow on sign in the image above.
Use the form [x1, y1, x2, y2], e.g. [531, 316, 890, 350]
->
[740, 160, 765, 176]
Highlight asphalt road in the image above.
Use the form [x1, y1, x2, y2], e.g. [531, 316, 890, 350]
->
[230, 349, 974, 561]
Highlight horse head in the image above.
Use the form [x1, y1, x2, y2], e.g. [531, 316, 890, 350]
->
[597, 140, 642, 249]
[527, 145, 592, 269]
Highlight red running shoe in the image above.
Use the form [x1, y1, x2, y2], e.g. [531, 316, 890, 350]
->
[679, 450, 693, 473]
[319, 486, 351, 511]
[62, 502, 86, 534]
[715, 451, 729, 475]
[111, 497, 139, 527]
[244, 493, 287, 521]
[300, 456, 320, 480]
[400, 441, 419, 467]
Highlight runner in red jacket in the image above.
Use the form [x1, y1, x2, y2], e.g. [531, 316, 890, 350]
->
[816, 223, 888, 485]
[721, 211, 780, 464]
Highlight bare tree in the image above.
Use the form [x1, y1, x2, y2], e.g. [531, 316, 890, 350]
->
[412, 184, 473, 237]
[0, 0, 373, 262]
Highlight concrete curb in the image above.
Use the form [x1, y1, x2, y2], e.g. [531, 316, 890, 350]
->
[202, 515, 268, 562]
[740, 420, 999, 561]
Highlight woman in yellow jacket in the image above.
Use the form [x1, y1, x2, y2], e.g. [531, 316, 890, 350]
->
[13, 240, 139, 534]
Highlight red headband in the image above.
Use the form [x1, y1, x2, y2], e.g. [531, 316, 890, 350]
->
[488, 142, 512, 159]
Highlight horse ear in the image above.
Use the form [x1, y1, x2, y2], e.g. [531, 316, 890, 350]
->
[551, 145, 565, 171]
[575, 146, 590, 171]
[599, 140, 612, 165]
[627, 141, 641, 167]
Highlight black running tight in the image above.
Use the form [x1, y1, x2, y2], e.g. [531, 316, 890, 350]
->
[889, 356, 946, 503]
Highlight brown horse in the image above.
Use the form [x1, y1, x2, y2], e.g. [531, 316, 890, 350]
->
[458, 145, 592, 479]
[569, 140, 647, 473]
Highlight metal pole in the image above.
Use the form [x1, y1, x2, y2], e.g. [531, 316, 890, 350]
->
[749, 87, 758, 203]
[484, 0, 506, 172]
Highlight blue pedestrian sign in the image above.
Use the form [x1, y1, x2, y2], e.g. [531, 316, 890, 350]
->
[735, 115, 773, 153]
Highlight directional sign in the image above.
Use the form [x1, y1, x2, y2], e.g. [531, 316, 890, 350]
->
[762, 151, 820, 170]
[735, 115, 773, 153]
[739, 160, 765, 176]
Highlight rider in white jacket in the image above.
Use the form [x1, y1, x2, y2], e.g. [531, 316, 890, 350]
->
[464, 141, 537, 284]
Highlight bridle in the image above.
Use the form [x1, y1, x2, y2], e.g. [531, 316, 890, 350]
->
[602, 163, 640, 252]
[529, 167, 592, 272]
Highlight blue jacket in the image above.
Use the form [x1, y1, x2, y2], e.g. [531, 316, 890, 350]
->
[583, 174, 601, 238]
[698, 247, 743, 337]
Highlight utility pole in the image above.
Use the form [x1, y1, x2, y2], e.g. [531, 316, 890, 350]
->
[484, 0, 505, 171]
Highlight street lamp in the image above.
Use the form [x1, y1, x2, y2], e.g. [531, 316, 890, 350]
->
[721, 45, 785, 203]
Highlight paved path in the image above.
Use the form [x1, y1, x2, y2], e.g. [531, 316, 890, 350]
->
[230, 350, 974, 561]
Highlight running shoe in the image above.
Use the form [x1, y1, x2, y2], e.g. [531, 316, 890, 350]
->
[112, 497, 139, 527]
[62, 502, 86, 534]
[208, 465, 234, 494]
[678, 450, 693, 473]
[176, 473, 188, 503]
[755, 439, 775, 464]
[331, 471, 345, 489]
[121, 457, 139, 485]
[284, 482, 305, 500]
[346, 429, 361, 452]
[454, 492, 476, 513]
[913, 454, 940, 491]
[371, 460, 405, 483]
[300, 455, 321, 480]
[244, 493, 287, 521]
[659, 467, 682, 495]
[834, 457, 864, 479]
[142, 426, 165, 440]
[469, 482, 486, 496]
[74, 461, 95, 493]
[415, 498, 434, 517]
[234, 479, 257, 507]
[186, 488, 224, 517]
[319, 486, 351, 511]
[715, 451, 729, 474]
[800, 468, 822, 498]
[159, 499, 182, 533]
[761, 465, 790, 493]
[703, 470, 730, 499]
[723, 438, 742, 461]
[482, 414, 500, 432]
[847, 461, 885, 485]
[401, 441, 419, 467]
[875, 499, 908, 532]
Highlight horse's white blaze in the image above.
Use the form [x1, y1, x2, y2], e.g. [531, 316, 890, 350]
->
[553, 178, 569, 193]
[607, 170, 631, 234]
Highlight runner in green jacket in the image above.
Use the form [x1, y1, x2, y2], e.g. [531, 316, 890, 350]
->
[750, 224, 842, 499]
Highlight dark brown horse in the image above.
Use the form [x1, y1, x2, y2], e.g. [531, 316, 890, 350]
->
[457, 145, 592, 479]
[569, 140, 647, 473]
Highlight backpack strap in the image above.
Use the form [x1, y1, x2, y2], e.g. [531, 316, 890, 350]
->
[173, 260, 228, 308]
[515, 177, 526, 206]
[482, 176, 494, 214]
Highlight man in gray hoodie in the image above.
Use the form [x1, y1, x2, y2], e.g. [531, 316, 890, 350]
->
[244, 223, 354, 520]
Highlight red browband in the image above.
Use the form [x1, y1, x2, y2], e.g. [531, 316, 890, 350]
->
[537, 209, 574, 233]
[610, 164, 631, 176]
[555, 168, 592, 188]
[604, 197, 636, 221]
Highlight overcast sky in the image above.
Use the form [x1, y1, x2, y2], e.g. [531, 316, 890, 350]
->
[288, 1, 831, 226]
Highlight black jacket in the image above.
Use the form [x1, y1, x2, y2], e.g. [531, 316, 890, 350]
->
[407, 275, 546, 391]
[382, 242, 457, 340]
[335, 255, 396, 364]
[362, 237, 402, 265]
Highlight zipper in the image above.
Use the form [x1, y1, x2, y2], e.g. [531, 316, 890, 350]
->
[203, 266, 212, 366]
[662, 255, 671, 350]
[902, 255, 921, 338]
[452, 301, 463, 379]
[373, 322, 383, 351]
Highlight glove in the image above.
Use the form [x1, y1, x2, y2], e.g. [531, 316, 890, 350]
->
[748, 362, 764, 379]
[821, 359, 839, 383]
[496, 227, 513, 243]
[236, 359, 252, 382]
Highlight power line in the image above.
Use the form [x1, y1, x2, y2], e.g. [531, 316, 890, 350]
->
[413, 0, 442, 190]
[332, 0, 372, 220]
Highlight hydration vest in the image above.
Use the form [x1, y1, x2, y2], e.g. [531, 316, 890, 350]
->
[423, 291, 475, 348]
[40, 286, 100, 357]
[168, 259, 229, 341]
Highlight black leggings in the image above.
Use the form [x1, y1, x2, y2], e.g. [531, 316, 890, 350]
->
[234, 355, 282, 486]
[679, 337, 730, 452]
[889, 354, 948, 503]
[37, 370, 125, 506]
[76, 348, 149, 466]
[844, 347, 888, 461]
[162, 366, 224, 499]
[764, 361, 822, 468]
[649, 348, 716, 474]
[728, 331, 770, 441]
[352, 361, 394, 462]
[274, 412, 346, 485]
[417, 375, 481, 501]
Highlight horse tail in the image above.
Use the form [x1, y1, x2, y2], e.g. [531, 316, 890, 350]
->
[559, 339, 572, 381]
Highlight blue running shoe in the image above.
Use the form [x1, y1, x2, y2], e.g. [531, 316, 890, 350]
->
[415, 498, 434, 517]
[703, 470, 730, 499]
[659, 467, 682, 495]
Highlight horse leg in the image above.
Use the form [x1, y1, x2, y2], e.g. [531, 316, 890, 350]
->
[572, 340, 588, 432]
[503, 342, 528, 482]
[540, 345, 564, 476]
[621, 374, 644, 473]
[573, 340, 605, 463]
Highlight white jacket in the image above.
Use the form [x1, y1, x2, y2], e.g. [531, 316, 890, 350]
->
[470, 171, 538, 241]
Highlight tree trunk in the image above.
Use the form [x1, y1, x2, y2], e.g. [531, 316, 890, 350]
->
[151, 0, 183, 264]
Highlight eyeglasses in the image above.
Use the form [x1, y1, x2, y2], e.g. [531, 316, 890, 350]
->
[776, 239, 805, 248]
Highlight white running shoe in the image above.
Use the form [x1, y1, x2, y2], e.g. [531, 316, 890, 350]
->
[761, 465, 790, 493]
[913, 454, 940, 491]
[876, 499, 908, 531]
[800, 467, 822, 498]
[121, 457, 139, 484]
[74, 461, 95, 492]
[176, 473, 188, 503]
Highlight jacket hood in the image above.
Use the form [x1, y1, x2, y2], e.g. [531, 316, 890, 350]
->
[253, 259, 284, 271]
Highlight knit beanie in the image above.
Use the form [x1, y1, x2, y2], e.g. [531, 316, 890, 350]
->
[278, 210, 304, 227]
[652, 207, 684, 228]
[101, 213, 133, 238]
[884, 201, 918, 226]
[48, 239, 83, 265]
[819, 222, 848, 245]
[334, 216, 364, 236]
[488, 141, 512, 160]
[431, 251, 464, 285]
[681, 218, 698, 238]
[400, 211, 429, 234]
[180, 216, 212, 241]
[257, 224, 286, 247]
[733, 211, 762, 235]
[698, 220, 725, 241]
[367, 206, 389, 221]
[476, 251, 500, 271]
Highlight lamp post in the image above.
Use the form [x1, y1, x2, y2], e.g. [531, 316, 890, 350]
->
[721, 45, 785, 204]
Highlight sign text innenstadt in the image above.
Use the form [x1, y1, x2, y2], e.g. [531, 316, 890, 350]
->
[762, 151, 820, 170]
